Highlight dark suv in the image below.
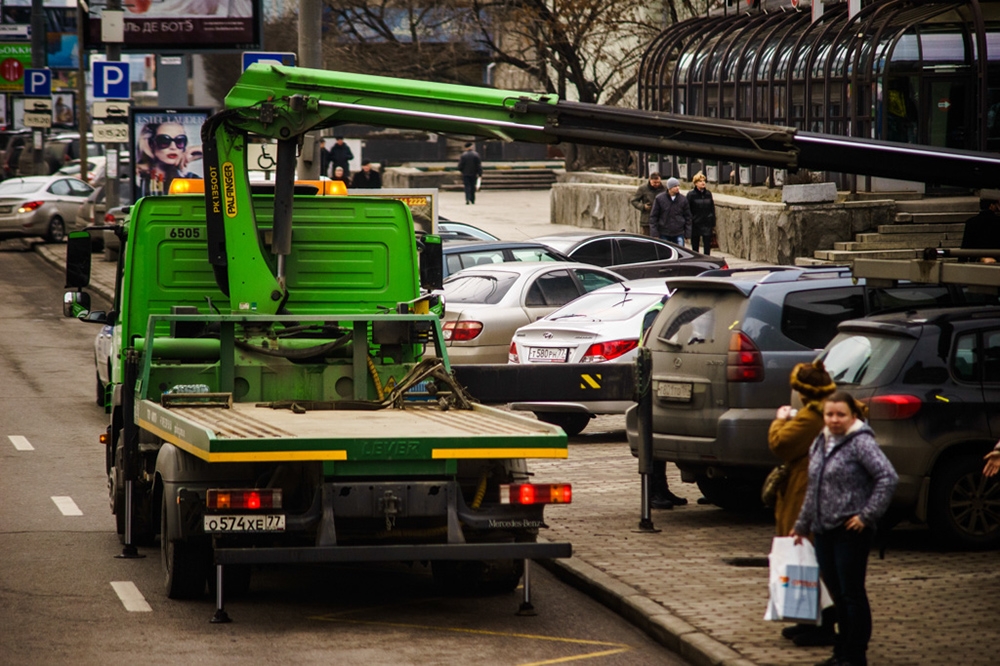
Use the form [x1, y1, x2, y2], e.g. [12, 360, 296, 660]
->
[626, 266, 995, 509]
[818, 307, 1000, 548]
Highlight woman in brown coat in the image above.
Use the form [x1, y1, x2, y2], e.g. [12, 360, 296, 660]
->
[768, 360, 836, 646]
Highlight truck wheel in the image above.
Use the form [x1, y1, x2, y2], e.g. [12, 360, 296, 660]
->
[161, 498, 207, 599]
[696, 477, 764, 511]
[45, 216, 65, 243]
[928, 453, 1000, 549]
[534, 412, 590, 437]
[432, 558, 524, 596]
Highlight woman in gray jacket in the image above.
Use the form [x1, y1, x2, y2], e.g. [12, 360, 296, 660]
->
[792, 391, 898, 666]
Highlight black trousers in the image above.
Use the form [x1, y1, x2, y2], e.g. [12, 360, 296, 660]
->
[814, 526, 874, 666]
[462, 175, 478, 203]
[690, 233, 713, 254]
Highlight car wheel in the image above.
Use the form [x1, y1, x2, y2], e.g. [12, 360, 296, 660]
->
[45, 216, 65, 243]
[534, 412, 590, 437]
[696, 476, 765, 511]
[928, 453, 1000, 549]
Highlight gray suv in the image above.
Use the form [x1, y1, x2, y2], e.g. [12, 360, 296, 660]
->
[625, 266, 989, 509]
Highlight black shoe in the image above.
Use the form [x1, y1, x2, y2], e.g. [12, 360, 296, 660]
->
[794, 630, 836, 647]
[814, 657, 840, 666]
[781, 624, 813, 640]
[664, 491, 688, 506]
[696, 496, 712, 505]
[650, 495, 674, 510]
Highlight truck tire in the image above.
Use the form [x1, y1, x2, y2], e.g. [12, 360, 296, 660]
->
[534, 412, 590, 437]
[696, 477, 765, 511]
[928, 453, 1000, 549]
[161, 498, 207, 599]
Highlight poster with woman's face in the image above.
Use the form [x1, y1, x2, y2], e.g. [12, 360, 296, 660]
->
[130, 108, 211, 198]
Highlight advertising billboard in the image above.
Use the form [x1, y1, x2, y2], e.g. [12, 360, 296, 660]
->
[130, 107, 212, 198]
[1, 1, 81, 70]
[85, 0, 262, 51]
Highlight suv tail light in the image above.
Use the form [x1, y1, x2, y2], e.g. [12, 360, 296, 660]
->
[582, 339, 638, 363]
[509, 341, 520, 363]
[727, 331, 764, 382]
[443, 320, 482, 341]
[868, 394, 921, 420]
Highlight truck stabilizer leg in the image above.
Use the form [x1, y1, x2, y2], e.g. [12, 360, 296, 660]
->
[115, 480, 145, 559]
[211, 564, 232, 624]
[516, 559, 536, 616]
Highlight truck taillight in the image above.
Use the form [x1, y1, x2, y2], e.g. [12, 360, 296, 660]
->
[206, 489, 282, 510]
[868, 394, 921, 420]
[582, 339, 638, 363]
[443, 321, 483, 341]
[499, 483, 572, 505]
[509, 341, 520, 363]
[727, 331, 763, 382]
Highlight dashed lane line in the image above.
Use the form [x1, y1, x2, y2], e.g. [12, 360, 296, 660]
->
[8, 435, 34, 451]
[51, 496, 83, 516]
[110, 581, 152, 612]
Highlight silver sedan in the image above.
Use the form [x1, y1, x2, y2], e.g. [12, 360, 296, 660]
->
[0, 175, 94, 243]
[441, 261, 625, 364]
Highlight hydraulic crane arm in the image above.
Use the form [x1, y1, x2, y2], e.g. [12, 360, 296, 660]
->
[203, 65, 1000, 313]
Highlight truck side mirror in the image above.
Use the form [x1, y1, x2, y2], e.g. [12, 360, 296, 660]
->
[63, 290, 91, 318]
[65, 231, 92, 289]
[419, 234, 443, 291]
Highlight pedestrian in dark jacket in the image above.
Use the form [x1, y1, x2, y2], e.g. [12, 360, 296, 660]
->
[630, 172, 665, 236]
[458, 142, 482, 204]
[960, 193, 1000, 263]
[330, 137, 354, 179]
[350, 160, 382, 189]
[648, 177, 691, 245]
[792, 390, 898, 666]
[687, 171, 716, 254]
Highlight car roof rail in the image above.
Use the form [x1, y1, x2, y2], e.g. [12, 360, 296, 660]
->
[696, 266, 798, 279]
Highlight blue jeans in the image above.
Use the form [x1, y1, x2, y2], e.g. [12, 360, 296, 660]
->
[814, 526, 874, 666]
[661, 235, 684, 247]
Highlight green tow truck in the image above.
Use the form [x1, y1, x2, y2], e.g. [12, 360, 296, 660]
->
[64, 65, 1000, 620]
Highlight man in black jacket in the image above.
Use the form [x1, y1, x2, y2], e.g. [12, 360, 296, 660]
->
[458, 142, 482, 205]
[961, 191, 1000, 263]
[648, 177, 692, 245]
[330, 137, 354, 180]
[350, 160, 382, 189]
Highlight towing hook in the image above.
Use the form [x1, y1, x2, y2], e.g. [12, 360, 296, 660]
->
[379, 490, 401, 532]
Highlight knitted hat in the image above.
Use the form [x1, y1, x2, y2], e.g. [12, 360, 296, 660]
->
[789, 360, 836, 400]
[666, 177, 680, 189]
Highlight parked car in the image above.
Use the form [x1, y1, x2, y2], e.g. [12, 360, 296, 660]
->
[0, 175, 94, 243]
[101, 205, 130, 262]
[508, 278, 672, 435]
[438, 219, 499, 241]
[532, 231, 726, 279]
[58, 156, 106, 184]
[42, 133, 104, 175]
[441, 262, 625, 364]
[818, 306, 1000, 548]
[625, 265, 998, 509]
[442, 240, 569, 277]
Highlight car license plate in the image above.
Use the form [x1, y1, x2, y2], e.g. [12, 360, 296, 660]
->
[0, 206, 11, 214]
[203, 514, 285, 533]
[528, 347, 569, 362]
[657, 381, 692, 402]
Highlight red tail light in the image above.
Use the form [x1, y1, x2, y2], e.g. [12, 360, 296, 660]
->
[868, 394, 921, 420]
[509, 341, 520, 363]
[18, 201, 44, 213]
[582, 339, 638, 363]
[727, 331, 764, 382]
[499, 483, 572, 505]
[104, 212, 117, 223]
[443, 321, 483, 341]
[206, 489, 282, 510]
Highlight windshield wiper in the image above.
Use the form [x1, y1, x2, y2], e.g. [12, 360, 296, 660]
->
[549, 313, 588, 321]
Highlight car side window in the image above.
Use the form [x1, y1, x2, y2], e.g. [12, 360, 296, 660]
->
[953, 333, 979, 382]
[574, 269, 621, 293]
[445, 254, 463, 275]
[460, 250, 504, 267]
[618, 239, 659, 264]
[570, 239, 614, 267]
[983, 330, 1000, 383]
[67, 179, 92, 196]
[867, 285, 951, 313]
[525, 270, 580, 306]
[48, 179, 72, 196]
[510, 247, 559, 262]
[781, 287, 866, 349]
[655, 242, 679, 261]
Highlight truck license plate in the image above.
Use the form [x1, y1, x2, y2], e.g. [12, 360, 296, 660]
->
[657, 382, 692, 402]
[203, 514, 285, 533]
[528, 347, 568, 362]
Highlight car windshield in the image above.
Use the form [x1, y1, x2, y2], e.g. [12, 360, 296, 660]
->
[820, 333, 912, 387]
[444, 272, 519, 304]
[0, 180, 43, 194]
[547, 291, 663, 322]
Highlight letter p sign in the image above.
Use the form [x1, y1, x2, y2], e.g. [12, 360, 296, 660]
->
[93, 61, 130, 99]
[24, 69, 51, 97]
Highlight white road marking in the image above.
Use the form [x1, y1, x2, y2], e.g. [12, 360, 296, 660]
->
[110, 581, 152, 612]
[51, 496, 83, 516]
[8, 435, 34, 451]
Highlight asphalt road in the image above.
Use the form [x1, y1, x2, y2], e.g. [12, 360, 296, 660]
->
[0, 246, 689, 666]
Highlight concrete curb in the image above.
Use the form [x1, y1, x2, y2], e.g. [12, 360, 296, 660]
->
[539, 555, 756, 666]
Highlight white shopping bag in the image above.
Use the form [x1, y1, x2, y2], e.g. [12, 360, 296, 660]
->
[764, 536, 823, 623]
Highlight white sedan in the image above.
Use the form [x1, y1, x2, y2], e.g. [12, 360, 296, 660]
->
[441, 262, 626, 365]
[507, 278, 672, 435]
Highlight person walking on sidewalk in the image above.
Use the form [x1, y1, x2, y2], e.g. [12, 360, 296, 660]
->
[350, 160, 382, 189]
[630, 172, 665, 236]
[769, 361, 837, 647]
[792, 391, 898, 666]
[458, 142, 482, 205]
[648, 177, 691, 246]
[687, 171, 716, 254]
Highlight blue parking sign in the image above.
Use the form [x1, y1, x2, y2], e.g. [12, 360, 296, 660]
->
[242, 52, 296, 71]
[93, 61, 130, 99]
[24, 68, 51, 97]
